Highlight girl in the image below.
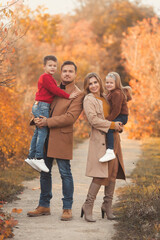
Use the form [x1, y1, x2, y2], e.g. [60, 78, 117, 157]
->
[99, 72, 132, 163]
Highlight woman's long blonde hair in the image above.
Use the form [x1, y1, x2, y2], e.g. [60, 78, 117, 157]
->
[84, 72, 104, 96]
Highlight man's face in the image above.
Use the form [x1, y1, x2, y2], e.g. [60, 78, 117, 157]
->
[61, 64, 76, 84]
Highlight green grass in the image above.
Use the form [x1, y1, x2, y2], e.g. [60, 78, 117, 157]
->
[113, 138, 160, 240]
[0, 164, 39, 202]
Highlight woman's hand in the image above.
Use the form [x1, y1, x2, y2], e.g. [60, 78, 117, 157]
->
[114, 122, 123, 132]
[34, 116, 48, 128]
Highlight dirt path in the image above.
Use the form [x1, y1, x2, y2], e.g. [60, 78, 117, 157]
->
[4, 132, 141, 240]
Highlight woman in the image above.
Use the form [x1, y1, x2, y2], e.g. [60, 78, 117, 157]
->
[81, 72, 125, 222]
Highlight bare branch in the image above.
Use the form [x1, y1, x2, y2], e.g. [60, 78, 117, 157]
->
[0, 0, 20, 12]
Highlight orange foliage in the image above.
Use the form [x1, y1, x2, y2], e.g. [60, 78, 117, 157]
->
[0, 209, 18, 239]
[122, 17, 160, 138]
[0, 87, 32, 168]
[74, 111, 90, 139]
[56, 18, 106, 85]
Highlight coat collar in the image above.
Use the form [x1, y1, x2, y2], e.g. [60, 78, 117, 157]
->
[50, 81, 76, 114]
[62, 81, 75, 94]
[85, 92, 107, 100]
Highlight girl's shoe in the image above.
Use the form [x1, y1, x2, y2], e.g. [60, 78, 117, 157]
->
[99, 149, 116, 162]
[25, 158, 41, 172]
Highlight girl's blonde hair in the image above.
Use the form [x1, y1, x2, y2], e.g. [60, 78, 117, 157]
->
[84, 72, 104, 96]
[106, 72, 132, 100]
[106, 72, 123, 90]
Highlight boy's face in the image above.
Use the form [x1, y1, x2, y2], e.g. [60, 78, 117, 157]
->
[44, 60, 57, 75]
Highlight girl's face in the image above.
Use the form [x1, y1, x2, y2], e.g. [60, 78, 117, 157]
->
[105, 77, 116, 91]
[88, 77, 100, 96]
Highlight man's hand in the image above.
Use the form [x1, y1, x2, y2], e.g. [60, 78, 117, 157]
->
[34, 116, 48, 128]
[114, 121, 123, 132]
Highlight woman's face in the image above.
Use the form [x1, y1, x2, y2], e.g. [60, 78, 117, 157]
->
[88, 77, 100, 95]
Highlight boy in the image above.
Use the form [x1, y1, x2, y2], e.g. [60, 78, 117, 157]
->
[25, 55, 77, 172]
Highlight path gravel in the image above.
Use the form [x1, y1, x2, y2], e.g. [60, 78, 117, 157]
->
[4, 132, 141, 240]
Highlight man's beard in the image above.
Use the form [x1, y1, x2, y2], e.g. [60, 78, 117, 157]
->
[62, 78, 74, 85]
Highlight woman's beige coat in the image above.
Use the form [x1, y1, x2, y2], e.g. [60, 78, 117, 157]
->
[83, 93, 125, 180]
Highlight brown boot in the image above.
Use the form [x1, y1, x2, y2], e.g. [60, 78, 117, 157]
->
[61, 209, 72, 221]
[101, 181, 116, 220]
[27, 206, 50, 217]
[81, 181, 101, 222]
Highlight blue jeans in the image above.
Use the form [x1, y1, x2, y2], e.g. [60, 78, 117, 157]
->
[39, 142, 74, 209]
[28, 101, 50, 159]
[107, 114, 128, 149]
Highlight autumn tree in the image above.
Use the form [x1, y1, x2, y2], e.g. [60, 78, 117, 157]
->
[55, 17, 106, 88]
[122, 17, 160, 138]
[0, 0, 26, 87]
[0, 1, 32, 168]
[73, 0, 155, 82]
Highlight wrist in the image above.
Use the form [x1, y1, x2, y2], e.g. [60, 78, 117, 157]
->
[110, 122, 115, 129]
[45, 118, 48, 126]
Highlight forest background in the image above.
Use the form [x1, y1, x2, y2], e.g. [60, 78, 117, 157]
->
[0, 0, 160, 238]
[1, 0, 160, 169]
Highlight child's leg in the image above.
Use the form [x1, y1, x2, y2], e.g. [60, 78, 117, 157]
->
[106, 115, 128, 151]
[115, 114, 128, 125]
[34, 101, 50, 159]
[32, 102, 50, 172]
[99, 130, 115, 163]
[106, 129, 114, 149]
[35, 126, 48, 159]
[99, 116, 127, 163]
[28, 127, 38, 158]
[28, 103, 40, 158]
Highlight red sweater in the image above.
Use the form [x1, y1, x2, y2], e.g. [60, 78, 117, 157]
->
[35, 73, 69, 104]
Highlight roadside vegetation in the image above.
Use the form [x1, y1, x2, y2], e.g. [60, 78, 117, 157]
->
[113, 138, 160, 240]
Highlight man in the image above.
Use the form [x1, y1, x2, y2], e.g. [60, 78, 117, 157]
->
[27, 61, 84, 221]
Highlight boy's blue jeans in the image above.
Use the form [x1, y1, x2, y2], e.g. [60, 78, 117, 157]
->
[39, 141, 74, 209]
[107, 114, 128, 149]
[28, 101, 50, 159]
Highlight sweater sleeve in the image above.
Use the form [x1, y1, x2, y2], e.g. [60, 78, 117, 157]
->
[43, 75, 70, 99]
[107, 91, 123, 121]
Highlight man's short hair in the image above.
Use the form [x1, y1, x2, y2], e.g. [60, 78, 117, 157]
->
[61, 61, 77, 73]
[43, 55, 57, 66]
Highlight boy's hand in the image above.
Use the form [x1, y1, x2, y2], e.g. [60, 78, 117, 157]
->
[34, 116, 48, 128]
[69, 91, 79, 99]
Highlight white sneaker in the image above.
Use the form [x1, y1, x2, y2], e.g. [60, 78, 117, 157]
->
[25, 158, 41, 172]
[99, 149, 116, 162]
[32, 159, 49, 172]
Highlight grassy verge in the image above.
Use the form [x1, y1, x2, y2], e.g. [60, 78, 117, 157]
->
[113, 138, 160, 240]
[0, 164, 39, 203]
[0, 164, 39, 238]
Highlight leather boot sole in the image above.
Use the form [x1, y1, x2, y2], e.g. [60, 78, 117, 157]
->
[61, 217, 72, 221]
[27, 212, 50, 217]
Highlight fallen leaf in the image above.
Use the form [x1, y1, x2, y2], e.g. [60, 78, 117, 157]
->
[32, 187, 40, 190]
[12, 208, 22, 214]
